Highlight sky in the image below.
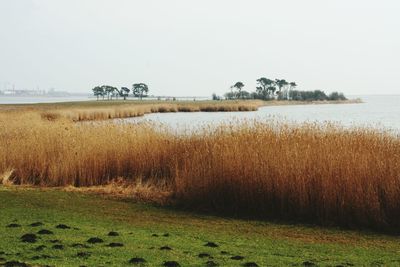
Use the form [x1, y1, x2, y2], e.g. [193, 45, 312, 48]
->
[0, 0, 399, 96]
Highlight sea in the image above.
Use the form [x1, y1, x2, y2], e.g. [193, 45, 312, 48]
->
[123, 95, 400, 132]
[1, 95, 399, 132]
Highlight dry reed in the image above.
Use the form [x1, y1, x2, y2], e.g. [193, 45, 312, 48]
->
[0, 109, 399, 231]
[63, 177, 172, 205]
[39, 101, 262, 121]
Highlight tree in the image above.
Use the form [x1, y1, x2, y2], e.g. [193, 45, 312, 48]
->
[101, 85, 117, 100]
[120, 87, 130, 100]
[114, 88, 121, 100]
[237, 90, 251, 99]
[286, 90, 329, 101]
[275, 79, 289, 99]
[132, 83, 149, 100]
[288, 82, 297, 100]
[256, 78, 267, 97]
[92, 86, 103, 100]
[115, 87, 130, 100]
[224, 91, 236, 100]
[275, 79, 288, 93]
[231, 82, 245, 99]
[256, 78, 275, 99]
[313, 90, 328, 101]
[212, 93, 221, 101]
[267, 86, 276, 96]
[328, 91, 346, 101]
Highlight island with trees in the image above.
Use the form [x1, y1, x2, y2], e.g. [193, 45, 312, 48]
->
[220, 77, 347, 101]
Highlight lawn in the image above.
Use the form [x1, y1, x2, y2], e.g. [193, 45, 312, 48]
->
[0, 187, 399, 267]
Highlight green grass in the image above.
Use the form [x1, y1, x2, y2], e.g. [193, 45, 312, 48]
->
[0, 187, 399, 266]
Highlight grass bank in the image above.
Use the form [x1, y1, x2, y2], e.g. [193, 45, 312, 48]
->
[1, 187, 399, 266]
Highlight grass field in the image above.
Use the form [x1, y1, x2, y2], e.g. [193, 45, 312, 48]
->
[1, 186, 400, 267]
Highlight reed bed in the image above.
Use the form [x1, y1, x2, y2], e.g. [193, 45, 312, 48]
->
[1, 111, 399, 231]
[37, 101, 261, 122]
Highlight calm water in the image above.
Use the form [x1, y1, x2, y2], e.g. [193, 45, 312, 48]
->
[2, 95, 399, 131]
[124, 95, 400, 131]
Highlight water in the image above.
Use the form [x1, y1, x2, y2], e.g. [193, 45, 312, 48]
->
[0, 96, 91, 104]
[123, 95, 400, 131]
[2, 94, 399, 131]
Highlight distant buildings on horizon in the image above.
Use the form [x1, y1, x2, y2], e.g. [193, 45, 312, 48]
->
[0, 88, 86, 97]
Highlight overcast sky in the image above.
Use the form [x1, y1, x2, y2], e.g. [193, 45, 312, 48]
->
[0, 0, 399, 96]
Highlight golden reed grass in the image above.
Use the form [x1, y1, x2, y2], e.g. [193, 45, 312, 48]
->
[0, 108, 399, 231]
[37, 101, 261, 121]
